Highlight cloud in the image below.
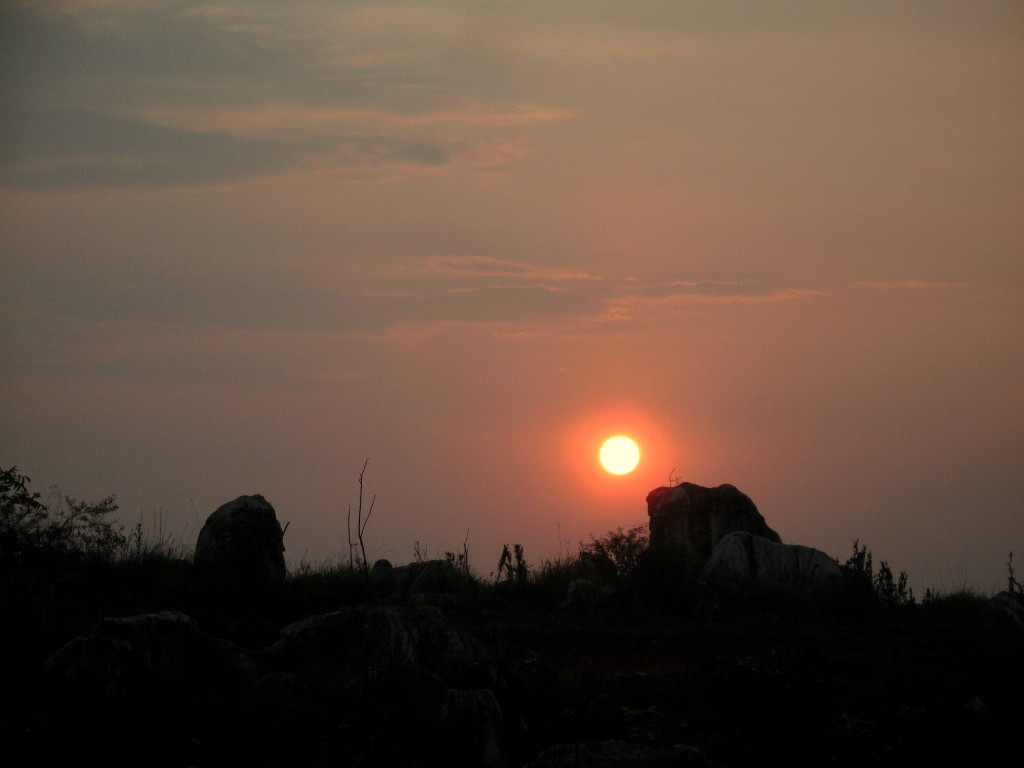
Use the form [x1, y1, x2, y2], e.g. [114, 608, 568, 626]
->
[633, 280, 823, 303]
[389, 141, 448, 166]
[0, 108, 302, 189]
[332, 266, 822, 336]
[1, 2, 289, 106]
[434, 283, 599, 325]
[426, 255, 602, 282]
[852, 281, 967, 291]
[0, 2, 568, 189]
[0, 3, 311, 188]
[141, 102, 571, 139]
[490, 330, 554, 341]
[5, 250, 824, 342]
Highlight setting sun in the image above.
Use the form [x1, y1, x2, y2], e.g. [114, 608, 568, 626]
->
[599, 436, 640, 475]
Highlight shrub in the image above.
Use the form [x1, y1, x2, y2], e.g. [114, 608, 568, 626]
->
[583, 525, 649, 579]
[0, 466, 46, 554]
[0, 465, 124, 560]
[873, 560, 914, 606]
[496, 543, 529, 584]
[840, 539, 914, 607]
[445, 544, 471, 579]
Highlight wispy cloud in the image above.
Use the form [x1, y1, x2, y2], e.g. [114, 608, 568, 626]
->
[0, 2, 570, 189]
[3, 245, 823, 344]
[635, 280, 823, 302]
[852, 281, 968, 291]
[0, 108, 301, 189]
[426, 255, 603, 282]
[141, 102, 572, 139]
[443, 284, 567, 295]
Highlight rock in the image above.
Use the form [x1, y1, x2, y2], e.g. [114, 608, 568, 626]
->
[45, 611, 256, 728]
[962, 695, 990, 719]
[0, 526, 21, 556]
[272, 604, 497, 695]
[268, 605, 504, 767]
[441, 687, 506, 767]
[703, 531, 842, 589]
[985, 590, 1024, 633]
[370, 558, 471, 605]
[246, 671, 322, 744]
[647, 482, 781, 575]
[523, 739, 714, 767]
[195, 494, 286, 585]
[577, 550, 618, 582]
[560, 578, 600, 611]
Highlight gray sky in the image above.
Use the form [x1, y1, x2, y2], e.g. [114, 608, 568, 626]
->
[2, 0, 1021, 590]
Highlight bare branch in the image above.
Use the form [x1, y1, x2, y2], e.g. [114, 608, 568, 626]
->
[360, 494, 376, 536]
[354, 458, 375, 576]
[347, 503, 354, 569]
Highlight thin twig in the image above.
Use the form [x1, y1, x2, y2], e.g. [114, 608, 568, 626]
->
[347, 503, 354, 569]
[356, 459, 373, 575]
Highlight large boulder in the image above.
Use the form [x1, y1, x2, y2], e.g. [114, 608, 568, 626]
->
[45, 612, 256, 734]
[266, 605, 505, 767]
[370, 558, 473, 605]
[704, 531, 842, 589]
[985, 590, 1024, 634]
[195, 494, 286, 585]
[523, 739, 714, 767]
[647, 483, 781, 575]
[560, 578, 601, 611]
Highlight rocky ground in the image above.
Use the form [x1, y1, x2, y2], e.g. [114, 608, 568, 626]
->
[3, 483, 1020, 767]
[2, 553, 1022, 768]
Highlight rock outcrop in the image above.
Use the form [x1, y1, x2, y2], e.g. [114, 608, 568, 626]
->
[45, 611, 256, 724]
[985, 591, 1024, 634]
[560, 578, 600, 611]
[370, 558, 473, 605]
[703, 531, 842, 589]
[195, 494, 286, 585]
[522, 739, 714, 767]
[647, 483, 781, 575]
[266, 604, 506, 767]
[44, 606, 508, 767]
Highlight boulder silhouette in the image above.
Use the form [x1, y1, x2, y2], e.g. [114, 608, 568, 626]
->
[45, 611, 256, 733]
[523, 739, 714, 767]
[704, 531, 841, 589]
[195, 494, 286, 585]
[647, 483, 781, 575]
[985, 591, 1024, 633]
[370, 558, 472, 605]
[267, 605, 505, 767]
[560, 578, 601, 611]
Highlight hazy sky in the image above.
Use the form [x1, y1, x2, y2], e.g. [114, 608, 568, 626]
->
[2, 1, 1021, 591]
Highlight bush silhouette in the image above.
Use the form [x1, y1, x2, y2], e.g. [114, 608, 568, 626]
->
[0, 466, 124, 560]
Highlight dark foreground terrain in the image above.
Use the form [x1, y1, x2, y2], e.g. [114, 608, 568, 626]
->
[2, 547, 1022, 768]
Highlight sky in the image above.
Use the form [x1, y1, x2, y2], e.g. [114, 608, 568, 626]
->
[1, 0, 1021, 592]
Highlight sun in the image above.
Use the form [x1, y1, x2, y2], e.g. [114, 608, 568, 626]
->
[599, 435, 640, 475]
